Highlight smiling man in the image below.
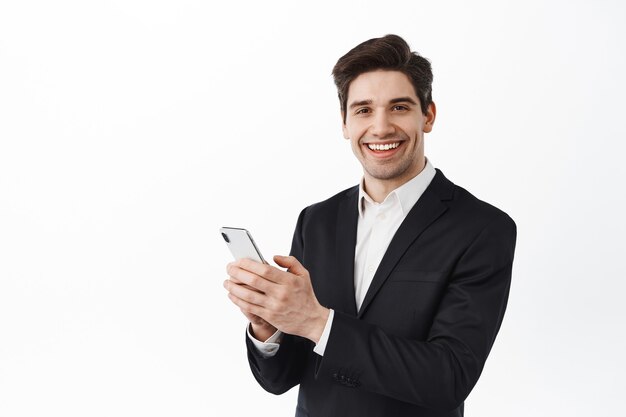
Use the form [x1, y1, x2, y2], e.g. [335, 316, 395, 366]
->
[224, 34, 517, 416]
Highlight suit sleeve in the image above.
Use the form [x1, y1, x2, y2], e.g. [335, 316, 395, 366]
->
[246, 208, 313, 394]
[314, 212, 517, 411]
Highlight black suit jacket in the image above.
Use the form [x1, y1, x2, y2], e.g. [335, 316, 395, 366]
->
[246, 169, 517, 416]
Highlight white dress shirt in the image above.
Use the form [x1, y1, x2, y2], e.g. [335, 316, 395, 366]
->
[248, 159, 437, 358]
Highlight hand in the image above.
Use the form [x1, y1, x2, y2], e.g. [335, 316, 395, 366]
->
[245, 312, 278, 342]
[225, 275, 277, 341]
[224, 255, 329, 343]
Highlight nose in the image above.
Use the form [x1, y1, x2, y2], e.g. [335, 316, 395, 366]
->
[369, 111, 395, 138]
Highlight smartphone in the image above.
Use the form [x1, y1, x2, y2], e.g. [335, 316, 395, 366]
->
[220, 227, 267, 263]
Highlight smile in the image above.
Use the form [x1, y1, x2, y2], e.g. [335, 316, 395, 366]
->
[367, 142, 401, 151]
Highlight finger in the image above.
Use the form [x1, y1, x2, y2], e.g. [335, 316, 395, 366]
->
[226, 263, 247, 285]
[224, 280, 267, 307]
[240, 283, 265, 293]
[227, 264, 274, 292]
[229, 275, 243, 284]
[227, 292, 265, 319]
[273, 255, 307, 276]
[227, 279, 265, 294]
[235, 258, 286, 285]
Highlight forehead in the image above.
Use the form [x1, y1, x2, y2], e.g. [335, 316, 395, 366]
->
[346, 70, 417, 103]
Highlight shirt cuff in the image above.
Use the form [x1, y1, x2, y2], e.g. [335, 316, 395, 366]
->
[246, 324, 283, 358]
[313, 309, 334, 356]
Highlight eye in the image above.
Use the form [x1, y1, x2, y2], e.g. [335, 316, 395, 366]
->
[392, 105, 409, 111]
[355, 108, 370, 115]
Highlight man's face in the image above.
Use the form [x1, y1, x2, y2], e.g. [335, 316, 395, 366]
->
[342, 70, 435, 188]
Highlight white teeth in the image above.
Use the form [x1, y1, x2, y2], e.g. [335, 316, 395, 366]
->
[367, 142, 400, 151]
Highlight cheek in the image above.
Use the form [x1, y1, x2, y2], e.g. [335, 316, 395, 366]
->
[344, 120, 368, 140]
[348, 126, 368, 143]
[410, 132, 423, 147]
[400, 121, 421, 136]
[350, 139, 361, 155]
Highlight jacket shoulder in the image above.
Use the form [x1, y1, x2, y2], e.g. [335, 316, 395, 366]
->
[433, 169, 516, 231]
[301, 185, 358, 217]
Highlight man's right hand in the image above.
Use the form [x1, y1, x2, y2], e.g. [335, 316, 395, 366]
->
[245, 310, 277, 341]
[226, 274, 278, 341]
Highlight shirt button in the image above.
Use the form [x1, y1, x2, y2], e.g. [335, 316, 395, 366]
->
[378, 213, 386, 220]
[368, 265, 376, 274]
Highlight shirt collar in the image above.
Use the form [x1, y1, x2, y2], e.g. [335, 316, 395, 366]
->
[358, 158, 436, 218]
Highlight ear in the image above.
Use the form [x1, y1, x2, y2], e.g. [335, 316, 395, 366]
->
[423, 102, 437, 133]
[341, 112, 349, 140]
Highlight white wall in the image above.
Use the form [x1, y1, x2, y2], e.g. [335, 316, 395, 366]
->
[1, 0, 625, 415]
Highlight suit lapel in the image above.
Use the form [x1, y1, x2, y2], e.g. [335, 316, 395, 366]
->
[357, 170, 452, 318]
[335, 187, 359, 316]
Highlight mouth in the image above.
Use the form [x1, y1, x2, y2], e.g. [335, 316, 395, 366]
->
[367, 142, 400, 151]
[363, 141, 403, 158]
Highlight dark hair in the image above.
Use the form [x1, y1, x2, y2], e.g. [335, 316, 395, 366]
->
[332, 34, 433, 123]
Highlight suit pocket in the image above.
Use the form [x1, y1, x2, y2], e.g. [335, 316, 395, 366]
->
[389, 270, 445, 283]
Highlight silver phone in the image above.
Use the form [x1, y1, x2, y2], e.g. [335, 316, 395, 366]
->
[220, 227, 266, 263]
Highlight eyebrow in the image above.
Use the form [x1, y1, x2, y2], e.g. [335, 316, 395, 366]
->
[348, 99, 372, 110]
[390, 97, 418, 105]
[348, 97, 417, 110]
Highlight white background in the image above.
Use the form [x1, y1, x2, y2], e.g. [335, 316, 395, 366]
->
[1, 0, 625, 415]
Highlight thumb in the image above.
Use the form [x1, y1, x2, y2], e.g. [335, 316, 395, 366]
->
[273, 255, 306, 276]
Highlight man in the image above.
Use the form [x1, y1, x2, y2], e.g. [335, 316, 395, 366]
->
[224, 34, 516, 416]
